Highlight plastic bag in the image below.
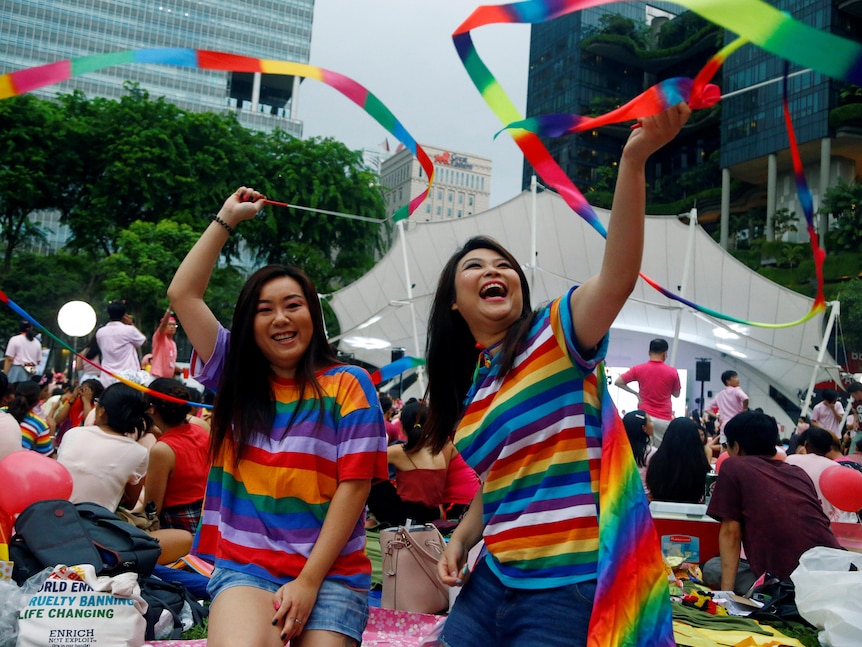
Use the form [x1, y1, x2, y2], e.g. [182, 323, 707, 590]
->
[790, 546, 862, 647]
[0, 567, 52, 647]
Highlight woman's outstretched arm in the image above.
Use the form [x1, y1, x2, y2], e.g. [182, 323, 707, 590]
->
[167, 187, 265, 362]
[570, 103, 691, 353]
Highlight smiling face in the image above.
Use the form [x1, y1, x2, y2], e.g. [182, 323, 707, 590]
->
[451, 247, 524, 347]
[253, 276, 314, 378]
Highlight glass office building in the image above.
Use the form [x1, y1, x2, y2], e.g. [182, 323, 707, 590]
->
[525, 1, 862, 243]
[0, 0, 314, 136]
[524, 1, 685, 192]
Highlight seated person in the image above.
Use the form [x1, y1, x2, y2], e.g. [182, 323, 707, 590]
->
[57, 383, 150, 512]
[704, 411, 842, 594]
[786, 427, 857, 522]
[441, 451, 481, 520]
[4, 380, 53, 456]
[622, 410, 656, 494]
[367, 398, 459, 526]
[144, 378, 210, 533]
[646, 417, 710, 504]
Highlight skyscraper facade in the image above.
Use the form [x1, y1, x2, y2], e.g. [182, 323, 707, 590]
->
[524, 1, 862, 245]
[0, 0, 314, 135]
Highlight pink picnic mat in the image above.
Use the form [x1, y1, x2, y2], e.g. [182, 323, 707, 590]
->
[144, 606, 444, 646]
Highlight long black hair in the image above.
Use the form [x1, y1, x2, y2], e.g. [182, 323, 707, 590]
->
[209, 264, 340, 464]
[623, 409, 651, 468]
[400, 398, 429, 453]
[424, 236, 534, 453]
[98, 383, 151, 438]
[7, 380, 40, 423]
[646, 417, 710, 503]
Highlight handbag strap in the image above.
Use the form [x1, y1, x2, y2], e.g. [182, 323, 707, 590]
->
[385, 525, 448, 596]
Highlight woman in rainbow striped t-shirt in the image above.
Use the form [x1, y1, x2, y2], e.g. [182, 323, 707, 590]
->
[424, 104, 690, 647]
[168, 187, 388, 647]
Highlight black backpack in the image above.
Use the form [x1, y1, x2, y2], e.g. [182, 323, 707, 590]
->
[138, 575, 208, 640]
[10, 499, 162, 585]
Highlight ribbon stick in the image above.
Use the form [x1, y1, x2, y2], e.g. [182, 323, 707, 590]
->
[453, 0, 846, 328]
[0, 48, 433, 222]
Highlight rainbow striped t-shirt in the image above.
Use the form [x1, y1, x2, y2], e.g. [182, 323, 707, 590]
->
[193, 326, 388, 591]
[455, 287, 606, 589]
[16, 410, 53, 455]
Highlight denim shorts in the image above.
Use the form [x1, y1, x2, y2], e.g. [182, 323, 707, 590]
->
[440, 558, 597, 647]
[208, 567, 369, 643]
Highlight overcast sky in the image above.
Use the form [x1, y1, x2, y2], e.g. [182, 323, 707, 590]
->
[299, 1, 532, 207]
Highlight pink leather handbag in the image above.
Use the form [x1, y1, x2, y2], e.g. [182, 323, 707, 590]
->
[380, 523, 450, 614]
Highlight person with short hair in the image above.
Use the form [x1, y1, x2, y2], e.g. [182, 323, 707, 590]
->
[614, 338, 680, 446]
[150, 307, 179, 379]
[95, 301, 147, 387]
[0, 372, 24, 461]
[705, 411, 841, 593]
[810, 388, 845, 441]
[709, 370, 749, 443]
[786, 427, 856, 522]
[3, 320, 42, 383]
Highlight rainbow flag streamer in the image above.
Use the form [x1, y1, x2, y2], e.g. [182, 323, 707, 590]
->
[453, 0, 840, 330]
[0, 48, 433, 222]
[0, 288, 211, 409]
[369, 356, 425, 386]
[592, 363, 674, 647]
[498, 76, 721, 138]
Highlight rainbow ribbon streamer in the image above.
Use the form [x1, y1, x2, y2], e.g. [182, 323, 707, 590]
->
[0, 48, 433, 222]
[0, 289, 209, 408]
[0, 48, 438, 403]
[593, 363, 674, 647]
[498, 76, 721, 138]
[369, 356, 426, 386]
[453, 0, 848, 330]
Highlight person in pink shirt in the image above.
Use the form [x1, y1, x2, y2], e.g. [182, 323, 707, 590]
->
[614, 338, 680, 446]
[810, 388, 845, 441]
[150, 307, 179, 379]
[710, 370, 749, 443]
[95, 301, 147, 387]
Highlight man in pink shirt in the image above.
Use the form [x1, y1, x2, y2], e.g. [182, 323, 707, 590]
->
[614, 338, 680, 446]
[95, 300, 147, 387]
[150, 308, 179, 378]
[710, 370, 749, 443]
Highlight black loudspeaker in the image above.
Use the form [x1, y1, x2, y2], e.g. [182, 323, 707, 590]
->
[696, 360, 711, 382]
[391, 347, 406, 362]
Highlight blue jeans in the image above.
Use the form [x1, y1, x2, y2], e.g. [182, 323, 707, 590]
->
[208, 567, 369, 643]
[440, 558, 597, 647]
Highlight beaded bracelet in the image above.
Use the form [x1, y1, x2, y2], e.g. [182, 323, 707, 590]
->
[211, 214, 234, 235]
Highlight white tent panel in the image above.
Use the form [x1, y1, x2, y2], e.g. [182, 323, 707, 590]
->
[328, 190, 841, 425]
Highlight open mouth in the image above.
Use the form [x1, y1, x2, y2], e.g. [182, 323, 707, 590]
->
[272, 332, 297, 342]
[480, 281, 507, 300]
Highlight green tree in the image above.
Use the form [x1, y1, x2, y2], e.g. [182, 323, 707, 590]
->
[0, 95, 68, 271]
[821, 178, 862, 253]
[838, 279, 862, 354]
[100, 219, 200, 328]
[240, 135, 387, 292]
[57, 84, 258, 257]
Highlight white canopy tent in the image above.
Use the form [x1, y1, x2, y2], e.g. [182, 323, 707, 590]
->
[327, 190, 842, 432]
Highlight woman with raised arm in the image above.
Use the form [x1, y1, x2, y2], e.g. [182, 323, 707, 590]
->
[167, 187, 387, 647]
[426, 104, 690, 647]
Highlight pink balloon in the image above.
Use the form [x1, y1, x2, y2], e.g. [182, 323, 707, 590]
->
[820, 464, 862, 512]
[714, 451, 729, 473]
[0, 452, 73, 515]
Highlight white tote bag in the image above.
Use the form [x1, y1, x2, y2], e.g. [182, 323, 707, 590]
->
[17, 564, 147, 647]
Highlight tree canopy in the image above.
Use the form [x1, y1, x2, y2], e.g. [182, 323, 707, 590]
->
[0, 87, 388, 360]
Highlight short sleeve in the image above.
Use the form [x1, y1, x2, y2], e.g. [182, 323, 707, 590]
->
[191, 325, 230, 390]
[554, 286, 609, 373]
[706, 458, 744, 523]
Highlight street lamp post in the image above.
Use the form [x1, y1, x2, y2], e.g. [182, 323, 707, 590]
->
[57, 301, 97, 383]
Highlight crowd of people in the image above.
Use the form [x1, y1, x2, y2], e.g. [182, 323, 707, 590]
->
[0, 99, 859, 646]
